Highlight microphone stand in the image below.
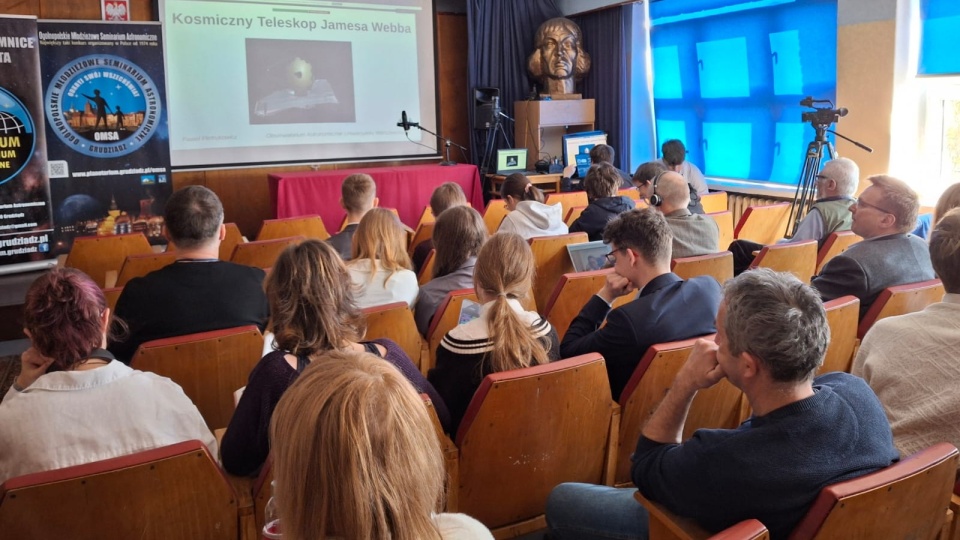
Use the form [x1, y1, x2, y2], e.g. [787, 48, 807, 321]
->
[414, 124, 468, 166]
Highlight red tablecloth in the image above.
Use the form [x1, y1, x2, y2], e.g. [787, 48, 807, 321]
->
[269, 164, 484, 230]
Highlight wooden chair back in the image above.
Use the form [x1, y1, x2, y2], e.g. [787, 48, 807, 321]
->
[788, 443, 958, 540]
[615, 336, 742, 486]
[483, 199, 509, 234]
[340, 208, 400, 231]
[417, 249, 436, 286]
[114, 251, 177, 288]
[619, 187, 642, 203]
[545, 191, 589, 218]
[857, 279, 945, 339]
[408, 222, 435, 255]
[708, 211, 735, 249]
[0, 440, 238, 540]
[542, 268, 630, 340]
[816, 230, 861, 274]
[417, 206, 436, 228]
[529, 232, 588, 313]
[565, 205, 586, 227]
[132, 326, 265, 430]
[218, 223, 245, 261]
[362, 302, 423, 371]
[820, 296, 859, 374]
[102, 286, 123, 312]
[734, 203, 791, 244]
[257, 215, 329, 241]
[636, 491, 770, 540]
[252, 459, 273, 534]
[700, 191, 728, 214]
[671, 251, 734, 285]
[64, 233, 153, 288]
[454, 354, 618, 533]
[748, 240, 818, 284]
[229, 236, 303, 269]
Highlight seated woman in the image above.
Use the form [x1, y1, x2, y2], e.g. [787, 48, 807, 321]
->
[0, 268, 215, 483]
[271, 350, 492, 539]
[221, 240, 449, 476]
[413, 182, 468, 274]
[413, 205, 487, 335]
[569, 162, 636, 241]
[348, 208, 418, 308]
[496, 173, 568, 239]
[428, 233, 560, 432]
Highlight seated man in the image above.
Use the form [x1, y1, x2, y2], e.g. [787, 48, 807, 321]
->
[633, 161, 703, 214]
[812, 174, 934, 318]
[326, 173, 377, 260]
[569, 162, 636, 242]
[729, 157, 859, 274]
[109, 186, 269, 363]
[562, 143, 633, 190]
[659, 139, 708, 195]
[853, 208, 960, 466]
[560, 208, 721, 399]
[637, 171, 718, 258]
[547, 269, 898, 540]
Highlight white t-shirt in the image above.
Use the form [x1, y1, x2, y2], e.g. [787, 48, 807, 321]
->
[348, 258, 419, 309]
[434, 513, 494, 539]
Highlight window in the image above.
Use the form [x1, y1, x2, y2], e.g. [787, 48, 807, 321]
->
[918, 79, 960, 204]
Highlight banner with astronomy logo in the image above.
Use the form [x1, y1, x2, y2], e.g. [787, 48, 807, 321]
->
[39, 21, 171, 255]
[0, 15, 54, 270]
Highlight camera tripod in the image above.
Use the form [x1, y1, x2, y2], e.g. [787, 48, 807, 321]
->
[477, 98, 514, 178]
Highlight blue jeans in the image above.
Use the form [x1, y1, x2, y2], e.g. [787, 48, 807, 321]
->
[545, 483, 649, 540]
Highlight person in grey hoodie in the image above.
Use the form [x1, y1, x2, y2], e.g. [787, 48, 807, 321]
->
[570, 162, 636, 241]
[497, 173, 569, 239]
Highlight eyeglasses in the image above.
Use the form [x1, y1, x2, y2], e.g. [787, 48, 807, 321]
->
[853, 198, 894, 215]
[604, 247, 625, 265]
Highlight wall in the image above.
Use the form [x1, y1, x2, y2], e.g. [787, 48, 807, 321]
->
[1, 0, 471, 238]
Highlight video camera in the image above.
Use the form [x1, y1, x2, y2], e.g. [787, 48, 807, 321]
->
[800, 96, 848, 126]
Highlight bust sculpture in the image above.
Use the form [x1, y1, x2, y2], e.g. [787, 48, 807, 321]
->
[527, 17, 591, 97]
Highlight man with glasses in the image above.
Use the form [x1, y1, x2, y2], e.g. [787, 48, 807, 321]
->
[812, 175, 934, 318]
[559, 208, 721, 399]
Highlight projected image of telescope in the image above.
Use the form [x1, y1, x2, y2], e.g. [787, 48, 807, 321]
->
[253, 56, 339, 117]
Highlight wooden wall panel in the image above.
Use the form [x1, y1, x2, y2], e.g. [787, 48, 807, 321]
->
[437, 13, 470, 162]
[38, 0, 101, 19]
[0, 0, 39, 15]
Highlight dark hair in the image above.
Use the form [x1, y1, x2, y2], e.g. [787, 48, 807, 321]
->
[164, 186, 224, 250]
[589, 144, 614, 165]
[930, 208, 960, 294]
[661, 139, 687, 167]
[584, 162, 622, 200]
[432, 205, 487, 278]
[723, 268, 828, 383]
[633, 161, 668, 185]
[500, 173, 544, 203]
[602, 208, 673, 265]
[24, 268, 108, 371]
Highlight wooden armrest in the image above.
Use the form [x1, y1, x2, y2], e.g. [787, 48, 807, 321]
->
[439, 431, 460, 513]
[604, 402, 621, 486]
[104, 270, 118, 289]
[634, 491, 712, 540]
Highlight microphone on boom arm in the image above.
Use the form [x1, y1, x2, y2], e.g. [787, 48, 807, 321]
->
[397, 110, 419, 132]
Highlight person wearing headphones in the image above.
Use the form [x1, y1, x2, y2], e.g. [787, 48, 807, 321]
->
[636, 170, 719, 258]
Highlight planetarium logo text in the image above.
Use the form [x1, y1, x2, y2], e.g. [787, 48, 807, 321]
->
[0, 87, 36, 186]
[45, 54, 161, 158]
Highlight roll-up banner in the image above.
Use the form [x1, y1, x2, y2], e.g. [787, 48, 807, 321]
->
[38, 20, 171, 259]
[0, 15, 53, 272]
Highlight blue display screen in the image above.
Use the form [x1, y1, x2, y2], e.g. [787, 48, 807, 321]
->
[918, 0, 960, 75]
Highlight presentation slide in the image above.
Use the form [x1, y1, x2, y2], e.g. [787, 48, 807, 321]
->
[158, 0, 438, 168]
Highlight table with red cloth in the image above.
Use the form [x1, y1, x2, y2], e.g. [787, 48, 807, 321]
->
[268, 164, 485, 230]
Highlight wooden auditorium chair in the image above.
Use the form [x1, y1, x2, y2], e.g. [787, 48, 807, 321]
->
[671, 251, 734, 284]
[408, 221, 435, 255]
[615, 336, 742, 487]
[529, 232, 588, 313]
[748, 240, 818, 284]
[132, 326, 265, 430]
[634, 443, 958, 540]
[417, 206, 436, 228]
[564, 205, 586, 227]
[418, 249, 436, 286]
[64, 232, 153, 288]
[229, 235, 303, 269]
[635, 491, 771, 540]
[440, 353, 620, 538]
[339, 208, 401, 232]
[857, 279, 945, 339]
[700, 191, 728, 214]
[483, 199, 509, 234]
[107, 251, 177, 288]
[0, 440, 239, 540]
[102, 286, 122, 312]
[545, 191, 589, 219]
[815, 230, 861, 274]
[707, 211, 735, 250]
[218, 222, 245, 261]
[256, 215, 329, 241]
[950, 480, 960, 540]
[733, 203, 791, 245]
[361, 301, 424, 372]
[541, 268, 632, 340]
[820, 296, 860, 374]
[619, 187, 643, 204]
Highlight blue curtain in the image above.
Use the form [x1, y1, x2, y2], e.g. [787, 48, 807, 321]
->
[466, 0, 563, 170]
[572, 6, 630, 173]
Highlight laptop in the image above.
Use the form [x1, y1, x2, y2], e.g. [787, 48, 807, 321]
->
[567, 241, 612, 273]
[496, 148, 528, 175]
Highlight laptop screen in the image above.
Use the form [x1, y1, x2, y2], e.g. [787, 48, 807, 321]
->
[496, 148, 527, 174]
[566, 241, 612, 273]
